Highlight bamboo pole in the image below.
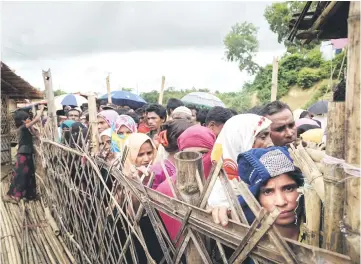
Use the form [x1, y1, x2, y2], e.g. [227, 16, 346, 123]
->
[174, 151, 204, 264]
[322, 102, 345, 253]
[158, 76, 165, 105]
[88, 95, 99, 154]
[271, 56, 279, 101]
[344, 2, 360, 262]
[106, 74, 112, 104]
[303, 182, 321, 247]
[42, 69, 58, 142]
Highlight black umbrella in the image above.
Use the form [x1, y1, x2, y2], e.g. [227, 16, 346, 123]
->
[308, 100, 328, 115]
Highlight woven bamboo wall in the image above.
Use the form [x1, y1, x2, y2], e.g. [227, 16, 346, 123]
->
[1, 95, 11, 164]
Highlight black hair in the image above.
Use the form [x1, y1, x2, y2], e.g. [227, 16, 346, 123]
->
[205, 106, 234, 126]
[116, 108, 129, 115]
[299, 111, 310, 119]
[160, 120, 193, 153]
[245, 105, 265, 115]
[146, 103, 167, 120]
[66, 108, 81, 117]
[187, 104, 198, 112]
[135, 107, 145, 116]
[81, 103, 88, 111]
[196, 108, 209, 126]
[258, 101, 291, 117]
[64, 122, 88, 149]
[166, 98, 184, 115]
[228, 108, 238, 115]
[85, 113, 89, 122]
[126, 112, 140, 125]
[14, 110, 29, 128]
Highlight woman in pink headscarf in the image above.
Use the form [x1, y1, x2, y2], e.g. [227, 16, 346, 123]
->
[155, 124, 216, 242]
[97, 110, 119, 133]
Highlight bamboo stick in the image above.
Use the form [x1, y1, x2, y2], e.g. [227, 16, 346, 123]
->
[88, 95, 99, 154]
[158, 76, 166, 105]
[174, 151, 204, 263]
[42, 69, 58, 142]
[322, 102, 345, 253]
[303, 181, 321, 247]
[344, 2, 361, 262]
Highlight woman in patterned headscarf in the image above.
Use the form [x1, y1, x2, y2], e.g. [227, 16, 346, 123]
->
[97, 110, 118, 134]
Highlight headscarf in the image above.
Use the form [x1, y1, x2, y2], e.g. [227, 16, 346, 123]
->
[65, 122, 88, 149]
[237, 146, 303, 223]
[211, 114, 272, 179]
[61, 120, 75, 129]
[124, 133, 157, 176]
[100, 128, 112, 143]
[97, 110, 118, 127]
[296, 118, 320, 128]
[115, 115, 138, 134]
[178, 125, 216, 179]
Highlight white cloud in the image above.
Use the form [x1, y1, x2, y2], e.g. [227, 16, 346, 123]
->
[5, 47, 285, 95]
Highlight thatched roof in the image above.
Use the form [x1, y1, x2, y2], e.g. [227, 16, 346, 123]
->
[288, 1, 350, 45]
[1, 62, 44, 100]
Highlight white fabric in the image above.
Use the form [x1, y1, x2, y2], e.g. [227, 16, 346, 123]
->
[172, 106, 192, 116]
[293, 109, 305, 121]
[208, 114, 272, 209]
[99, 128, 112, 143]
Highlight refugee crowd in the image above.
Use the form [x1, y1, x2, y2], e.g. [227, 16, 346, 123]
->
[4, 97, 328, 263]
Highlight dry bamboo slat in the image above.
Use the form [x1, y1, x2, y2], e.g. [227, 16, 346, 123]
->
[344, 2, 361, 263]
[322, 101, 346, 253]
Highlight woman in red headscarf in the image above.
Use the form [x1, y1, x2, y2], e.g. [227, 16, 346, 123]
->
[155, 124, 216, 242]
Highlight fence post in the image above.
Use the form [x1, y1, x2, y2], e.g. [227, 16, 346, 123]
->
[158, 76, 165, 105]
[175, 151, 205, 263]
[344, 1, 360, 262]
[42, 69, 58, 142]
[106, 74, 112, 104]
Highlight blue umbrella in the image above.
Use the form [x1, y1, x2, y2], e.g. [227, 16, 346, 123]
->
[308, 100, 328, 115]
[99, 91, 147, 109]
[60, 94, 87, 107]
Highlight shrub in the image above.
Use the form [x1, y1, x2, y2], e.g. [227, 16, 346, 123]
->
[297, 68, 322, 88]
[280, 53, 307, 71]
[305, 48, 323, 68]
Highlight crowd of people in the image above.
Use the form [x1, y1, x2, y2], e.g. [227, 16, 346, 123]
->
[3, 96, 328, 263]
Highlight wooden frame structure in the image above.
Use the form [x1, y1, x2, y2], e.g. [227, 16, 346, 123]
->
[1, 62, 44, 164]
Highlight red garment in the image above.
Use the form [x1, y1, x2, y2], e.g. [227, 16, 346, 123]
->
[177, 125, 216, 179]
[138, 123, 150, 134]
[156, 125, 216, 242]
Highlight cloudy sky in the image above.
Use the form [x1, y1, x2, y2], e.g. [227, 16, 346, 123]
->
[2, 1, 285, 95]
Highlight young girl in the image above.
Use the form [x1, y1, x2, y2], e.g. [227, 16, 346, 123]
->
[4, 105, 44, 203]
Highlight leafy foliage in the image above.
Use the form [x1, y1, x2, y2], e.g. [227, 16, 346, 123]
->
[264, 1, 319, 50]
[296, 68, 322, 88]
[54, 89, 67, 96]
[224, 22, 260, 75]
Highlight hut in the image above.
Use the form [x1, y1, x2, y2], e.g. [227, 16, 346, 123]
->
[1, 62, 44, 164]
[289, 2, 360, 263]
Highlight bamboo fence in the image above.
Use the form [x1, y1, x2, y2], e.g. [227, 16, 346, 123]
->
[15, 115, 350, 264]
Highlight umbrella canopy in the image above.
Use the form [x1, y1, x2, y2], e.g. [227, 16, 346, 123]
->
[99, 91, 147, 109]
[181, 92, 225, 108]
[308, 100, 328, 115]
[60, 94, 87, 107]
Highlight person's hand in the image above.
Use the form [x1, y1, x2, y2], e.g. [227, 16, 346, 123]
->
[206, 206, 230, 227]
[137, 166, 149, 177]
[38, 105, 45, 112]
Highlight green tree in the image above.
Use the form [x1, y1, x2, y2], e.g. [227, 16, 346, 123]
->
[224, 22, 260, 75]
[54, 89, 67, 96]
[264, 1, 318, 51]
[121, 87, 133, 92]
